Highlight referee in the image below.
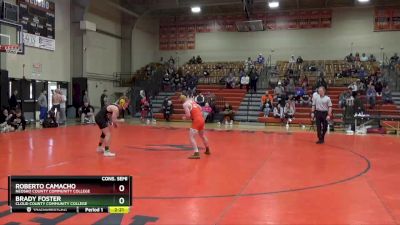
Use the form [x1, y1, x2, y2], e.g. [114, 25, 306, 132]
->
[311, 86, 333, 144]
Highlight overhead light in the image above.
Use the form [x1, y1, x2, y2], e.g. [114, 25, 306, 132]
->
[191, 6, 201, 13]
[268, 1, 279, 8]
[358, 0, 369, 2]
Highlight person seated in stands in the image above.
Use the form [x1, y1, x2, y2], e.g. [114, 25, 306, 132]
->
[357, 79, 366, 94]
[172, 73, 182, 91]
[196, 55, 203, 64]
[285, 78, 296, 96]
[189, 56, 196, 64]
[289, 55, 296, 64]
[315, 75, 327, 90]
[284, 98, 296, 123]
[345, 53, 354, 63]
[296, 56, 304, 64]
[354, 52, 361, 62]
[274, 82, 285, 101]
[221, 102, 234, 125]
[295, 86, 305, 103]
[366, 82, 377, 109]
[195, 92, 206, 107]
[168, 56, 175, 66]
[0, 107, 13, 133]
[263, 97, 273, 118]
[358, 66, 368, 80]
[7, 109, 26, 132]
[369, 54, 377, 62]
[42, 110, 58, 128]
[162, 72, 172, 91]
[360, 53, 368, 62]
[300, 75, 309, 88]
[382, 85, 393, 103]
[181, 73, 189, 92]
[202, 102, 213, 122]
[339, 87, 352, 109]
[256, 53, 265, 65]
[390, 53, 399, 64]
[80, 102, 95, 124]
[244, 57, 253, 72]
[187, 74, 198, 96]
[240, 72, 250, 92]
[300, 91, 311, 106]
[273, 103, 284, 120]
[225, 70, 236, 89]
[375, 81, 383, 96]
[260, 90, 273, 110]
[162, 99, 173, 122]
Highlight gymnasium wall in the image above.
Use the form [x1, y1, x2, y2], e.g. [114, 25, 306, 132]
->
[0, 0, 71, 82]
[82, 12, 126, 108]
[132, 15, 159, 72]
[157, 7, 400, 65]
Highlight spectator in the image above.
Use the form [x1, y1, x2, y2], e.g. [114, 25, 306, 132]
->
[382, 85, 393, 103]
[274, 82, 285, 100]
[203, 69, 210, 77]
[187, 74, 198, 96]
[358, 67, 368, 80]
[168, 56, 175, 66]
[261, 90, 273, 111]
[8, 90, 18, 111]
[196, 55, 203, 64]
[369, 54, 377, 62]
[189, 56, 196, 64]
[300, 91, 311, 106]
[315, 75, 327, 90]
[0, 107, 13, 133]
[348, 81, 358, 95]
[162, 72, 172, 91]
[263, 97, 273, 118]
[202, 102, 213, 122]
[195, 92, 206, 107]
[42, 110, 58, 128]
[249, 68, 259, 93]
[240, 72, 250, 92]
[225, 70, 236, 89]
[162, 99, 173, 122]
[172, 73, 182, 91]
[37, 90, 48, 123]
[256, 53, 265, 65]
[301, 75, 309, 88]
[343, 91, 356, 132]
[360, 53, 368, 62]
[375, 81, 383, 96]
[345, 53, 354, 63]
[51, 89, 62, 122]
[339, 88, 352, 108]
[100, 90, 108, 108]
[284, 98, 296, 120]
[355, 52, 361, 62]
[295, 86, 305, 103]
[244, 57, 253, 72]
[273, 103, 285, 120]
[296, 56, 304, 64]
[357, 79, 366, 94]
[59, 91, 67, 125]
[7, 109, 26, 131]
[221, 102, 234, 125]
[80, 102, 95, 124]
[181, 73, 188, 92]
[390, 53, 399, 64]
[366, 83, 377, 109]
[289, 55, 296, 64]
[140, 91, 150, 123]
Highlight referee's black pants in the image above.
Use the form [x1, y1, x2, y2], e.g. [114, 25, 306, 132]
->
[315, 110, 328, 141]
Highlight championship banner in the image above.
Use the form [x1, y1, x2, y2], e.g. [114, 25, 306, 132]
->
[392, 8, 400, 30]
[374, 8, 392, 31]
[287, 11, 298, 29]
[22, 33, 55, 51]
[309, 10, 321, 28]
[320, 10, 332, 28]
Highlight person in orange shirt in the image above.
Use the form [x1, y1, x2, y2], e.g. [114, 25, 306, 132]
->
[180, 93, 210, 159]
[260, 90, 273, 109]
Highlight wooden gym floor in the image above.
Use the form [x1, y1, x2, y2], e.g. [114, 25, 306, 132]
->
[0, 122, 399, 225]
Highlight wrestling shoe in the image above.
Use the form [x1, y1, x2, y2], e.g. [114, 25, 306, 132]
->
[104, 150, 116, 157]
[96, 147, 105, 153]
[204, 147, 211, 155]
[188, 152, 200, 159]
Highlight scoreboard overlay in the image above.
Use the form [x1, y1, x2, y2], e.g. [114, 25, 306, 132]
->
[8, 176, 132, 213]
